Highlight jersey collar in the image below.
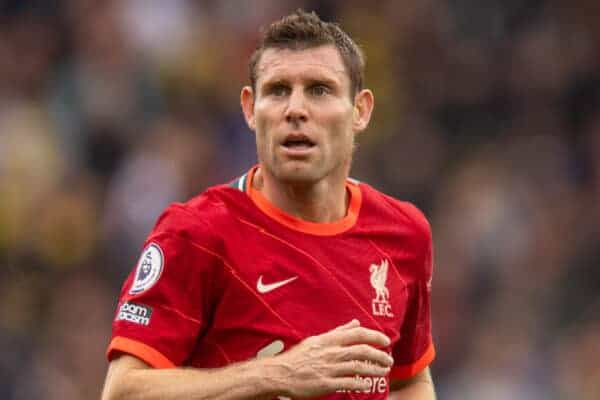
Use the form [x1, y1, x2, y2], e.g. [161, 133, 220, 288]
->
[241, 165, 361, 236]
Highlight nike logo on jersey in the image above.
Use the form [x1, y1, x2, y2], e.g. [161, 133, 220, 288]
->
[257, 275, 298, 293]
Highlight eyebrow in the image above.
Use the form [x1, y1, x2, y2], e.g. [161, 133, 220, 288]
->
[260, 76, 340, 90]
[306, 77, 339, 87]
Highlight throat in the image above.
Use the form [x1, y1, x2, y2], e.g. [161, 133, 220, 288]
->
[252, 167, 349, 223]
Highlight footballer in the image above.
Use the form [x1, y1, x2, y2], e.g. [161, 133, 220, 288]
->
[102, 9, 436, 400]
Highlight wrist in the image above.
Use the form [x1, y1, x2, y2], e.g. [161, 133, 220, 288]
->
[252, 356, 291, 399]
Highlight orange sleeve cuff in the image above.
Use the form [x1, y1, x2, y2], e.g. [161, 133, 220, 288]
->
[107, 336, 175, 369]
[390, 341, 435, 380]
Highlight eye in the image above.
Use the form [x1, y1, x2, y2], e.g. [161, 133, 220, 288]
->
[269, 84, 289, 97]
[309, 84, 330, 97]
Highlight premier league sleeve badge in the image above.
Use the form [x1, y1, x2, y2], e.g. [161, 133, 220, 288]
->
[129, 243, 164, 295]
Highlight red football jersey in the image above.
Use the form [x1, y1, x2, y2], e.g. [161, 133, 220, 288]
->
[107, 166, 435, 398]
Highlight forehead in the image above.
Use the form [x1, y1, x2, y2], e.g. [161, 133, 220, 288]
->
[256, 45, 349, 85]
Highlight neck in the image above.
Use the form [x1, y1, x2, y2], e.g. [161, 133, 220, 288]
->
[252, 167, 349, 223]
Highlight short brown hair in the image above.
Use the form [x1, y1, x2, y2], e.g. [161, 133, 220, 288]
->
[249, 9, 365, 97]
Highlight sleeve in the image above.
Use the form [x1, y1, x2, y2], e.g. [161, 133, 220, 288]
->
[390, 205, 435, 380]
[106, 205, 220, 368]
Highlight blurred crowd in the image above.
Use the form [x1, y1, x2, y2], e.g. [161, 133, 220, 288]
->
[1, 0, 599, 399]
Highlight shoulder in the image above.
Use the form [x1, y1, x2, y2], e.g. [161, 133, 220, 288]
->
[358, 182, 434, 282]
[358, 182, 432, 242]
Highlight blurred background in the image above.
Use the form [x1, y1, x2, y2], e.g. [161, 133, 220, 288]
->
[1, 0, 599, 398]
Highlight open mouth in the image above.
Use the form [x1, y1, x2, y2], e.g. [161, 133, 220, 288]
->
[282, 135, 315, 149]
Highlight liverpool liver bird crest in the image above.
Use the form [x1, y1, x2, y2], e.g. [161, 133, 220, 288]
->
[369, 259, 390, 302]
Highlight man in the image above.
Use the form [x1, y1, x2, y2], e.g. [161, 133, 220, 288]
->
[102, 10, 436, 400]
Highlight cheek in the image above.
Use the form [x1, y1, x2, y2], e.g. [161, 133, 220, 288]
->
[254, 103, 278, 138]
[253, 104, 280, 160]
[325, 109, 355, 148]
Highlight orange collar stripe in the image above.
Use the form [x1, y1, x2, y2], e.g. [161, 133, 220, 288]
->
[246, 166, 361, 236]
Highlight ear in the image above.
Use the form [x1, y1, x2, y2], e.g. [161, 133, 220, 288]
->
[352, 89, 374, 133]
[240, 86, 256, 131]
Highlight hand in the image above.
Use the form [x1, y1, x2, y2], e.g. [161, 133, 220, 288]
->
[262, 319, 394, 398]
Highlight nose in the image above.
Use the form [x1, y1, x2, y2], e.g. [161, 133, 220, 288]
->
[285, 88, 308, 124]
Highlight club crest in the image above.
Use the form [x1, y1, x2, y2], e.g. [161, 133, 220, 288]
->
[370, 259, 393, 317]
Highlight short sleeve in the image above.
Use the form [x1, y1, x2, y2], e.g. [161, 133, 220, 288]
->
[106, 205, 219, 368]
[390, 209, 435, 380]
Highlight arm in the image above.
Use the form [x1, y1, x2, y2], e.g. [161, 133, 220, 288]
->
[388, 367, 436, 400]
[101, 320, 394, 400]
[101, 354, 272, 400]
[387, 203, 436, 400]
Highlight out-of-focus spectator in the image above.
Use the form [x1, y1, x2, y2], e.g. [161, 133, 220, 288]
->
[102, 115, 221, 274]
[11, 270, 115, 400]
[554, 320, 600, 400]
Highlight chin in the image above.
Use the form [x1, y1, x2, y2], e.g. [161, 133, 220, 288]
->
[278, 171, 320, 185]
[274, 163, 323, 185]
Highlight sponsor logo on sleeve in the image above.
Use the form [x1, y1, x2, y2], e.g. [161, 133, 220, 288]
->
[116, 302, 153, 326]
[129, 243, 164, 295]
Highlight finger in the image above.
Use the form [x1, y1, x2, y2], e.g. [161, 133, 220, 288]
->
[331, 376, 372, 393]
[337, 344, 394, 367]
[323, 327, 391, 347]
[333, 319, 360, 331]
[332, 360, 390, 377]
[317, 320, 361, 344]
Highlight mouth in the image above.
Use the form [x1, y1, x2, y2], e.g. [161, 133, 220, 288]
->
[281, 134, 316, 150]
